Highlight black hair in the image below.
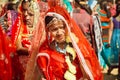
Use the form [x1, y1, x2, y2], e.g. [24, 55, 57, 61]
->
[75, 0, 80, 5]
[45, 16, 54, 26]
[116, 0, 120, 4]
[22, 0, 31, 6]
[22, 0, 31, 3]
[74, 0, 92, 15]
[100, 0, 111, 18]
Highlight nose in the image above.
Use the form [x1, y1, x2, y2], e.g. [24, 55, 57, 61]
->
[56, 29, 62, 35]
[24, 11, 27, 16]
[24, 11, 29, 20]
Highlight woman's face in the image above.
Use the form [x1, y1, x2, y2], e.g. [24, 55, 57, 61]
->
[48, 19, 66, 43]
[22, 1, 34, 28]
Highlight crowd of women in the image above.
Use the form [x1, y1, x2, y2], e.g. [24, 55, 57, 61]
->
[0, 0, 120, 80]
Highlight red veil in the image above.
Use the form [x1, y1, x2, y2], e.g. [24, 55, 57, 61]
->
[38, 6, 103, 80]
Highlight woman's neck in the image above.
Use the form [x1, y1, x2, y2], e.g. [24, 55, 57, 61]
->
[56, 41, 66, 49]
[53, 41, 67, 54]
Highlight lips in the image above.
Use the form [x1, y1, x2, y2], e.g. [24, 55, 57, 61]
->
[26, 21, 31, 25]
[56, 34, 63, 39]
[58, 37, 64, 40]
[56, 35, 65, 42]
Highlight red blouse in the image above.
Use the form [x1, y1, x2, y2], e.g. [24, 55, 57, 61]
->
[37, 44, 82, 80]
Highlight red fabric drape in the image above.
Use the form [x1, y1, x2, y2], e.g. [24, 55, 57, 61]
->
[0, 25, 16, 80]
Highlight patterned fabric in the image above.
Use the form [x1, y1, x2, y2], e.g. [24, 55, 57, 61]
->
[98, 10, 111, 42]
[92, 15, 103, 55]
[0, 14, 8, 32]
[0, 10, 18, 36]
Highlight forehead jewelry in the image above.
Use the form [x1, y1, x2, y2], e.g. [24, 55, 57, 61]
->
[46, 17, 63, 28]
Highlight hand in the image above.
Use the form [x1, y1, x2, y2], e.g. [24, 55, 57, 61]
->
[16, 48, 29, 55]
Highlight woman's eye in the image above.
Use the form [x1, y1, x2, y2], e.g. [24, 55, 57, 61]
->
[60, 26, 64, 29]
[53, 28, 58, 31]
[28, 13, 34, 16]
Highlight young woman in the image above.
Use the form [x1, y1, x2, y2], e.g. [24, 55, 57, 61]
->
[110, 3, 120, 74]
[11, 0, 43, 80]
[37, 6, 103, 80]
[97, 0, 113, 69]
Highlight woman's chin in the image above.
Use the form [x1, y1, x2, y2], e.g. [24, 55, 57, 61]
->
[56, 40, 65, 44]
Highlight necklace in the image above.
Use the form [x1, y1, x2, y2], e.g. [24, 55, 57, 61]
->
[55, 42, 67, 54]
[27, 27, 34, 34]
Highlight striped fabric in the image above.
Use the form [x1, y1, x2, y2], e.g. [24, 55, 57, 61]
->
[97, 8, 111, 42]
[0, 14, 7, 32]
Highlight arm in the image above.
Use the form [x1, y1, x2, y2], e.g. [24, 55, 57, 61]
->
[37, 53, 50, 80]
[108, 19, 113, 45]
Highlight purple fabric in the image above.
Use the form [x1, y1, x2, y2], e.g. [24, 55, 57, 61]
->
[7, 10, 18, 36]
[113, 18, 120, 29]
[11, 10, 18, 26]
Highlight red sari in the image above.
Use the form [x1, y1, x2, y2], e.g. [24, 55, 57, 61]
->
[11, 12, 44, 80]
[37, 6, 103, 80]
[0, 25, 16, 80]
[11, 13, 30, 80]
